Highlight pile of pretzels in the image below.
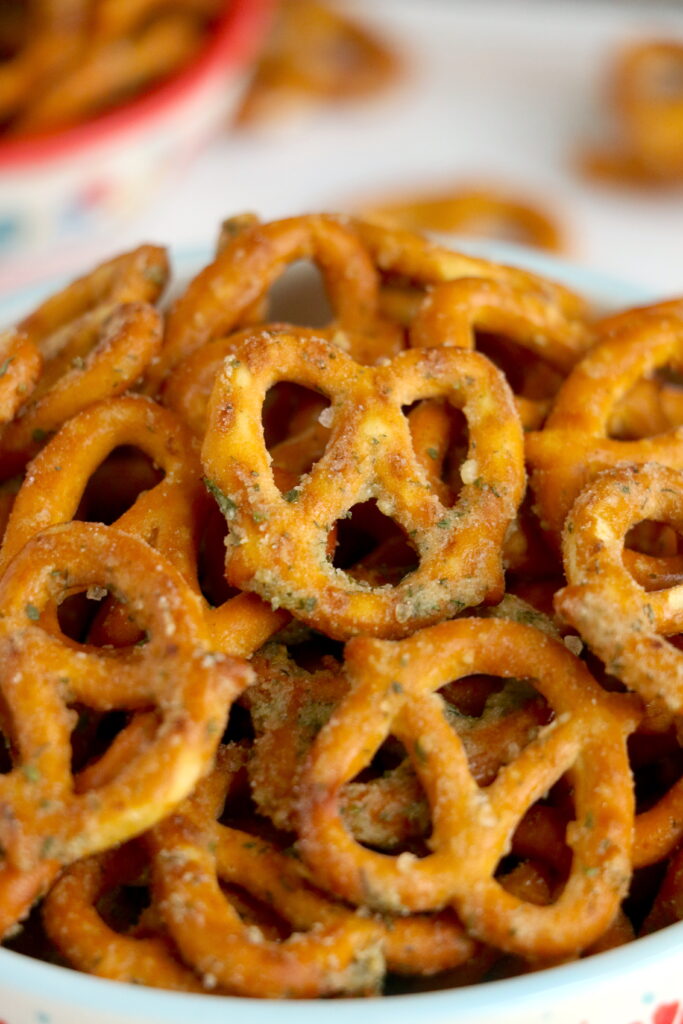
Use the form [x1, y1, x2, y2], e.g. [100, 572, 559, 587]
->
[0, 212, 681, 998]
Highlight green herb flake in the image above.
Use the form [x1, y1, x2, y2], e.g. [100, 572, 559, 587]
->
[203, 477, 237, 519]
[25, 603, 40, 621]
[0, 357, 13, 378]
[283, 488, 300, 503]
[426, 447, 439, 461]
[22, 763, 40, 782]
[31, 428, 49, 444]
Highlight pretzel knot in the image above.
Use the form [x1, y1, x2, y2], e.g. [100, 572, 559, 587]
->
[201, 330, 525, 640]
[155, 213, 402, 389]
[148, 746, 386, 998]
[297, 618, 638, 960]
[526, 300, 683, 547]
[0, 520, 251, 871]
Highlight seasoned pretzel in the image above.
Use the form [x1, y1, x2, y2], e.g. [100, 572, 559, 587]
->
[149, 745, 386, 998]
[0, 520, 251, 869]
[0, 245, 168, 477]
[43, 841, 204, 991]
[408, 277, 589, 429]
[0, 394, 286, 656]
[526, 299, 683, 545]
[202, 330, 525, 640]
[0, 330, 41, 426]
[555, 463, 683, 715]
[155, 214, 403, 389]
[581, 40, 683, 185]
[246, 644, 549, 850]
[297, 618, 638, 960]
[360, 187, 565, 252]
[352, 218, 586, 321]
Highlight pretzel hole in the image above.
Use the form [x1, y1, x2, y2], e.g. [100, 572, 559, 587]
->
[629, 726, 683, 817]
[198, 499, 239, 607]
[624, 519, 683, 591]
[71, 708, 130, 777]
[330, 500, 419, 584]
[267, 262, 333, 327]
[439, 676, 551, 787]
[344, 738, 431, 853]
[609, 369, 683, 440]
[55, 587, 146, 648]
[263, 383, 332, 492]
[219, 882, 293, 942]
[74, 446, 164, 525]
[474, 333, 562, 403]
[404, 400, 468, 509]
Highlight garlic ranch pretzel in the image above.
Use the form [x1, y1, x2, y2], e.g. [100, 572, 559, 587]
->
[202, 329, 525, 639]
[297, 618, 638, 960]
[0, 520, 250, 871]
[0, 245, 168, 477]
[526, 298, 683, 547]
[155, 213, 403, 389]
[0, 395, 286, 657]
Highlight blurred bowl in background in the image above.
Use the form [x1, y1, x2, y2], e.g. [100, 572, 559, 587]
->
[0, 0, 273, 260]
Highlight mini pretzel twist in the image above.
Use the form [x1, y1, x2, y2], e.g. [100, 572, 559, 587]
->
[526, 299, 683, 547]
[148, 745, 387, 998]
[155, 214, 403, 389]
[0, 395, 286, 657]
[0, 520, 251, 870]
[202, 330, 525, 640]
[297, 618, 638, 960]
[0, 246, 168, 476]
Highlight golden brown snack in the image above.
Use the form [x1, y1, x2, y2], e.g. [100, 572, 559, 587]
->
[297, 618, 638, 960]
[202, 329, 525, 639]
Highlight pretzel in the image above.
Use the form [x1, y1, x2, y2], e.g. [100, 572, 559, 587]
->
[246, 643, 549, 851]
[149, 745, 386, 998]
[0, 519, 251, 870]
[0, 330, 41, 426]
[555, 463, 683, 717]
[360, 187, 565, 252]
[43, 841, 204, 990]
[235, 0, 399, 127]
[408, 277, 589, 430]
[0, 245, 168, 477]
[0, 394, 286, 657]
[581, 40, 683, 185]
[155, 214, 404, 389]
[201, 329, 525, 640]
[15, 13, 205, 135]
[297, 618, 638, 960]
[352, 218, 587, 321]
[526, 299, 683, 547]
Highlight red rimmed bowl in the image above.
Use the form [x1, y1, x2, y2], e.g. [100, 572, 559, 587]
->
[0, 0, 273, 258]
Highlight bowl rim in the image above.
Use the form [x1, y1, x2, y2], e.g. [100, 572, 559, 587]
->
[0, 242, 678, 1020]
[0, 0, 274, 170]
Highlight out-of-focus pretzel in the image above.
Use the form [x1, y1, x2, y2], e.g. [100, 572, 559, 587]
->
[202, 330, 525, 640]
[297, 618, 638, 960]
[582, 40, 683, 185]
[0, 246, 168, 477]
[0, 329, 41, 426]
[360, 187, 565, 252]
[352, 218, 586, 320]
[154, 214, 403, 389]
[0, 520, 251, 870]
[235, 0, 400, 127]
[43, 841, 204, 991]
[526, 299, 683, 549]
[148, 745, 387, 998]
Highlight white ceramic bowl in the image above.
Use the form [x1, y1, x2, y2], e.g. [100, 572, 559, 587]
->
[0, 243, 679, 1024]
[0, 0, 272, 258]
